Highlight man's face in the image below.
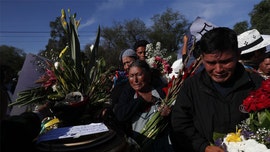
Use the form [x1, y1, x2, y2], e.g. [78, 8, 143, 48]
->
[136, 46, 146, 60]
[202, 50, 239, 83]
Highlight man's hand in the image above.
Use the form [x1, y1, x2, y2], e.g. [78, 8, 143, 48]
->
[205, 145, 225, 152]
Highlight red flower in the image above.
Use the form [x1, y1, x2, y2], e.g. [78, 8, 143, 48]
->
[35, 69, 57, 89]
[261, 78, 270, 90]
[162, 76, 175, 95]
[242, 79, 270, 112]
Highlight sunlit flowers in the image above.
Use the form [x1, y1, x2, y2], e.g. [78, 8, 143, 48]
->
[145, 42, 172, 77]
[237, 79, 270, 149]
[225, 129, 242, 142]
[214, 79, 270, 151]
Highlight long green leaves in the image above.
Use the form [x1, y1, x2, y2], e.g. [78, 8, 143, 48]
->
[10, 9, 108, 112]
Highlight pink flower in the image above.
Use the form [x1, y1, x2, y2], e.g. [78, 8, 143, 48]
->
[36, 69, 57, 89]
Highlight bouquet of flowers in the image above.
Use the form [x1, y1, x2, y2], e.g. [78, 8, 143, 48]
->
[214, 78, 270, 151]
[140, 40, 202, 145]
[9, 9, 110, 129]
[145, 42, 172, 82]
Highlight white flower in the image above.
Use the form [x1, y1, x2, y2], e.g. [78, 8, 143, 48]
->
[224, 135, 270, 152]
[146, 57, 156, 68]
[52, 85, 57, 92]
[54, 62, 60, 69]
[145, 42, 167, 58]
[90, 44, 94, 51]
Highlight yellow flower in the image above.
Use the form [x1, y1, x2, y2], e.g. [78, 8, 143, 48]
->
[59, 46, 69, 58]
[226, 129, 242, 142]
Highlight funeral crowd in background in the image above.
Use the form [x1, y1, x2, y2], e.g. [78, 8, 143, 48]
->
[1, 17, 270, 152]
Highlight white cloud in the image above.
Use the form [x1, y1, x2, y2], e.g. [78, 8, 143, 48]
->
[80, 0, 127, 29]
[170, 1, 233, 21]
[167, 0, 258, 28]
[79, 18, 96, 29]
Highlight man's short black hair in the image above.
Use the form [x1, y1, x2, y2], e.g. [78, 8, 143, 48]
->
[199, 27, 238, 54]
[134, 40, 149, 50]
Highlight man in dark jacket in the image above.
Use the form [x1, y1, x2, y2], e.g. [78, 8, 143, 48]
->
[171, 27, 264, 152]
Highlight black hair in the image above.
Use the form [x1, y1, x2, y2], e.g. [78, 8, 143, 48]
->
[129, 60, 151, 73]
[199, 27, 238, 54]
[259, 51, 270, 64]
[193, 40, 201, 58]
[240, 47, 267, 70]
[134, 40, 149, 51]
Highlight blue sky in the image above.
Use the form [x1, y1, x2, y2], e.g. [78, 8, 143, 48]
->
[0, 0, 262, 54]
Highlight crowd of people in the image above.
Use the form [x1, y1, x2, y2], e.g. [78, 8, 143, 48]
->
[1, 26, 270, 152]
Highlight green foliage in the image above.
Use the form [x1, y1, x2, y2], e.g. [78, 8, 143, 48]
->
[39, 16, 69, 59]
[249, 0, 270, 34]
[10, 10, 109, 111]
[233, 21, 249, 34]
[0, 45, 26, 76]
[247, 109, 270, 131]
[149, 8, 189, 52]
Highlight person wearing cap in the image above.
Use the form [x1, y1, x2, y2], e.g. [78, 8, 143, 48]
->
[257, 51, 270, 79]
[119, 48, 138, 72]
[110, 48, 138, 104]
[171, 27, 264, 152]
[102, 49, 138, 134]
[238, 29, 270, 72]
[134, 40, 149, 61]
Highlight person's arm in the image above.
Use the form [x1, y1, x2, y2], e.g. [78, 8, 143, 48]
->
[205, 145, 225, 152]
[113, 85, 149, 121]
[171, 82, 210, 152]
[181, 34, 188, 63]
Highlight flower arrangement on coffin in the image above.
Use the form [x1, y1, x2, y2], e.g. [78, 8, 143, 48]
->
[140, 41, 202, 146]
[214, 78, 270, 152]
[145, 42, 172, 82]
[9, 9, 110, 130]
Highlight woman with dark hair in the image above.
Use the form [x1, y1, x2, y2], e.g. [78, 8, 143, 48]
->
[114, 60, 173, 152]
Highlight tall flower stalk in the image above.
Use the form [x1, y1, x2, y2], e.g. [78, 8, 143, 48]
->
[140, 41, 202, 145]
[10, 9, 108, 118]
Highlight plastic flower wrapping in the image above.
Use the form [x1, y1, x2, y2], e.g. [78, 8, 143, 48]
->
[214, 78, 270, 151]
[9, 9, 111, 133]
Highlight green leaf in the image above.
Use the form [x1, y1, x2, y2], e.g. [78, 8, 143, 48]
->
[258, 109, 270, 130]
[213, 132, 226, 141]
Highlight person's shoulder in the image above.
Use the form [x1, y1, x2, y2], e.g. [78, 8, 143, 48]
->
[119, 82, 134, 95]
[184, 70, 204, 83]
[154, 86, 166, 98]
[248, 71, 264, 86]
